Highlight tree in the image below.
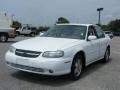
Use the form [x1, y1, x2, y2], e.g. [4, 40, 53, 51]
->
[56, 17, 70, 24]
[100, 19, 120, 32]
[38, 26, 50, 32]
[108, 19, 120, 32]
[11, 20, 22, 29]
[101, 25, 110, 31]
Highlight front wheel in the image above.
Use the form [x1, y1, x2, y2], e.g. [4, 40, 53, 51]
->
[102, 48, 110, 62]
[0, 34, 8, 42]
[70, 55, 83, 80]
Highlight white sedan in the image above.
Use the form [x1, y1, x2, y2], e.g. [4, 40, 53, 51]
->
[5, 24, 111, 80]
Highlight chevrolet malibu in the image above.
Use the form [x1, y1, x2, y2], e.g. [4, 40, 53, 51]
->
[5, 24, 111, 80]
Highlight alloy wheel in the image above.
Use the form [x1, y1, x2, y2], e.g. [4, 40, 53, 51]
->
[74, 58, 82, 77]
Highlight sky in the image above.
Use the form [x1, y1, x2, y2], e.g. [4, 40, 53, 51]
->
[0, 0, 120, 26]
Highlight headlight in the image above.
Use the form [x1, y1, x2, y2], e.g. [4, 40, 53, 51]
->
[42, 50, 64, 58]
[9, 46, 16, 53]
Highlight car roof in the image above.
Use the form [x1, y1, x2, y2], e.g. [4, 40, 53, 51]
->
[56, 23, 95, 27]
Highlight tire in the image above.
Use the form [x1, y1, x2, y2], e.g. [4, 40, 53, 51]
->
[0, 34, 8, 42]
[16, 32, 20, 36]
[24, 35, 28, 36]
[70, 55, 83, 80]
[102, 48, 110, 62]
[30, 32, 35, 37]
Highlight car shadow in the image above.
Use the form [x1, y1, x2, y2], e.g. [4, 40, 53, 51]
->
[11, 58, 112, 86]
[80, 58, 112, 78]
[0, 41, 17, 43]
[11, 71, 73, 86]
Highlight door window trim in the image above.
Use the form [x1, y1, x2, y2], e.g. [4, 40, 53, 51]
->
[86, 25, 98, 41]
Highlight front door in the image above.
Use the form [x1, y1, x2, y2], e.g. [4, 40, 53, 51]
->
[85, 26, 100, 64]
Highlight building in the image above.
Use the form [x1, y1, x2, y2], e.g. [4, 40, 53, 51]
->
[0, 12, 12, 28]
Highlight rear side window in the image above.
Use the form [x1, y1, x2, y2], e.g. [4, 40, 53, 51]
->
[95, 26, 105, 38]
[22, 26, 30, 30]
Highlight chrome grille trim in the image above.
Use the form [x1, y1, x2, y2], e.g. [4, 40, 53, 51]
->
[15, 49, 41, 58]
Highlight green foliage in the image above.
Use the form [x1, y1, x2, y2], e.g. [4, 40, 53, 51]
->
[11, 21, 22, 29]
[38, 17, 70, 32]
[38, 26, 50, 32]
[101, 25, 110, 31]
[56, 17, 70, 24]
[101, 19, 120, 32]
[108, 19, 120, 32]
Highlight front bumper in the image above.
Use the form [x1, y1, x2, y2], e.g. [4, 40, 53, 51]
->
[5, 51, 72, 76]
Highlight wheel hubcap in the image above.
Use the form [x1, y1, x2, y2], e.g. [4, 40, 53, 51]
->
[31, 33, 35, 36]
[74, 59, 82, 77]
[16, 33, 19, 36]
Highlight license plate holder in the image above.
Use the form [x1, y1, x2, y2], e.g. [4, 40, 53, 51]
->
[16, 58, 30, 66]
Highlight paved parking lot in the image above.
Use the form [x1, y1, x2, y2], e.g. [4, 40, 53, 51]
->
[0, 36, 120, 90]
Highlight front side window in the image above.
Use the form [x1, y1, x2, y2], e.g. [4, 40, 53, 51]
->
[22, 27, 27, 30]
[22, 26, 30, 30]
[87, 26, 97, 37]
[42, 25, 87, 39]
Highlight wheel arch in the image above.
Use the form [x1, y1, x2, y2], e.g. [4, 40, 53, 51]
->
[72, 50, 86, 68]
[16, 31, 20, 34]
[30, 32, 35, 34]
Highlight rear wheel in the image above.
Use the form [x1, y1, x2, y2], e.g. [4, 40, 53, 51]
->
[30, 32, 35, 37]
[16, 32, 20, 36]
[0, 34, 8, 42]
[71, 55, 83, 80]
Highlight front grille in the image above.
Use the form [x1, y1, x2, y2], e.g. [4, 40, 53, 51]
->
[15, 49, 41, 58]
[7, 62, 44, 72]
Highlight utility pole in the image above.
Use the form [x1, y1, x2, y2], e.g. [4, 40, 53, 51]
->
[97, 8, 103, 25]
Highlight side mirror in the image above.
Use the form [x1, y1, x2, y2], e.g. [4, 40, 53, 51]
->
[88, 35, 97, 41]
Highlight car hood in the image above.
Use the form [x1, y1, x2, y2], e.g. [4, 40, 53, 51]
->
[12, 37, 81, 52]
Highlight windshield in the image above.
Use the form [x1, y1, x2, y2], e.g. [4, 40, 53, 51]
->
[41, 25, 87, 39]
